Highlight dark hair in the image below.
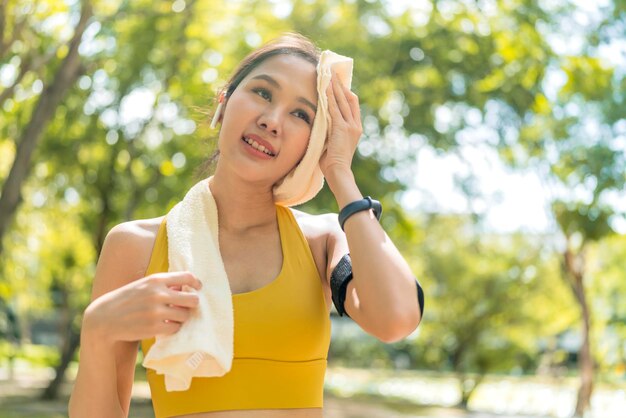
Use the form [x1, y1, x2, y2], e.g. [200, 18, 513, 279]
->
[195, 33, 321, 179]
[223, 32, 321, 99]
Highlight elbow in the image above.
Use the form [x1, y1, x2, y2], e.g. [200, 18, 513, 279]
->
[377, 277, 424, 343]
[352, 278, 425, 344]
[374, 309, 422, 344]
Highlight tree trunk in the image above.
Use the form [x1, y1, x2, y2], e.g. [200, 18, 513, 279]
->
[563, 246, 593, 417]
[41, 326, 80, 400]
[451, 345, 472, 408]
[575, 307, 593, 416]
[575, 274, 593, 416]
[458, 373, 483, 409]
[0, 0, 92, 256]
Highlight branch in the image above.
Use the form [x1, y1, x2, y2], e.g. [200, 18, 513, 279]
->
[0, 12, 28, 60]
[562, 245, 587, 307]
[0, 0, 7, 55]
[0, 48, 57, 107]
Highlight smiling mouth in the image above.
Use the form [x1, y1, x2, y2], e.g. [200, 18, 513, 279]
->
[242, 136, 276, 157]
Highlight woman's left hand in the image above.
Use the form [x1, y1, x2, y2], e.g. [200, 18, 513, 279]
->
[319, 73, 363, 177]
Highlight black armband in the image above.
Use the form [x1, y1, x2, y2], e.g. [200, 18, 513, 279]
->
[416, 278, 424, 317]
[330, 253, 425, 319]
[330, 253, 353, 317]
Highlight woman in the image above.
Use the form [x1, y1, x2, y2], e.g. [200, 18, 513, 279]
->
[69, 33, 422, 418]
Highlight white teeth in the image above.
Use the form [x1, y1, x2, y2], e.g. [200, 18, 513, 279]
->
[243, 137, 274, 156]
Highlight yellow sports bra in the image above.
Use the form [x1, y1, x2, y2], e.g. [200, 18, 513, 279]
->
[140, 205, 331, 417]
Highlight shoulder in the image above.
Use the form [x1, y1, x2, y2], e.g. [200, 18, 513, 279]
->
[102, 217, 164, 268]
[105, 216, 164, 247]
[90, 216, 165, 301]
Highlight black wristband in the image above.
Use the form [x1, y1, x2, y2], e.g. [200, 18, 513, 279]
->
[338, 196, 382, 231]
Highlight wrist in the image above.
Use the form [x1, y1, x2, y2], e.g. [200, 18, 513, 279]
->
[325, 168, 362, 209]
[324, 164, 352, 182]
[338, 196, 383, 231]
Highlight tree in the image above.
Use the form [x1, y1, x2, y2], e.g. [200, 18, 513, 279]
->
[498, 1, 626, 412]
[414, 214, 576, 406]
[0, 0, 92, 257]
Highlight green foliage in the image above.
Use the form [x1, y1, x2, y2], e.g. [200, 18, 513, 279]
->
[0, 341, 60, 368]
[329, 331, 394, 369]
[415, 214, 577, 375]
[561, 56, 614, 102]
[552, 201, 614, 243]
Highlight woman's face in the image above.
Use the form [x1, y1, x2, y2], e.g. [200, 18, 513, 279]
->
[217, 54, 318, 185]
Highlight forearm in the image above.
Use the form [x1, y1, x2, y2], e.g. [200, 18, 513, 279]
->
[327, 168, 421, 341]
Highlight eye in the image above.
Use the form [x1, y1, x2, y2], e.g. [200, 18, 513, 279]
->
[293, 109, 312, 124]
[252, 87, 271, 101]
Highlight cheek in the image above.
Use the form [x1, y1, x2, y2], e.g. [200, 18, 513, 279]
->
[222, 96, 257, 125]
[300, 134, 311, 154]
[278, 125, 310, 170]
[292, 129, 311, 160]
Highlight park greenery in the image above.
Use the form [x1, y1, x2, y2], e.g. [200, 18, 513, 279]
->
[1, 0, 625, 416]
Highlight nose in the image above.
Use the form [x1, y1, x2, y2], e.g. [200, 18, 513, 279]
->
[257, 107, 281, 136]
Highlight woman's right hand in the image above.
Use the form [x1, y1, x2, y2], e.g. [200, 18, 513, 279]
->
[82, 271, 202, 347]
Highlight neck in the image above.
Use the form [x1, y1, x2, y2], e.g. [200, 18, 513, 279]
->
[208, 170, 277, 235]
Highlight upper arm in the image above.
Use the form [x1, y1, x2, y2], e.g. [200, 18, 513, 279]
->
[319, 209, 422, 344]
[322, 214, 364, 320]
[91, 221, 157, 300]
[87, 220, 158, 412]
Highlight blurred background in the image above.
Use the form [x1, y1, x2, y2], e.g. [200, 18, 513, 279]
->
[0, 0, 625, 417]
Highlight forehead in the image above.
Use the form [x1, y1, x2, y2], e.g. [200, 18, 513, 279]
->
[245, 54, 318, 102]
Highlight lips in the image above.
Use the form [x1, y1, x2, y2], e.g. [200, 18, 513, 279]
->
[242, 133, 277, 156]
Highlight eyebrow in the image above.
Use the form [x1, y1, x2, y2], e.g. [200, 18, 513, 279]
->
[251, 74, 317, 114]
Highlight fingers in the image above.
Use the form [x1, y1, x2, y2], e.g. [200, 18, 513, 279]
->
[163, 304, 194, 323]
[347, 89, 361, 122]
[152, 295, 198, 336]
[327, 74, 361, 125]
[166, 288, 200, 308]
[155, 271, 203, 291]
[332, 75, 353, 122]
[144, 297, 197, 337]
[326, 77, 341, 122]
[158, 320, 184, 336]
[143, 271, 202, 308]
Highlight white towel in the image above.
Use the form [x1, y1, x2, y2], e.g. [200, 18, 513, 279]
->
[142, 177, 233, 392]
[273, 50, 353, 207]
